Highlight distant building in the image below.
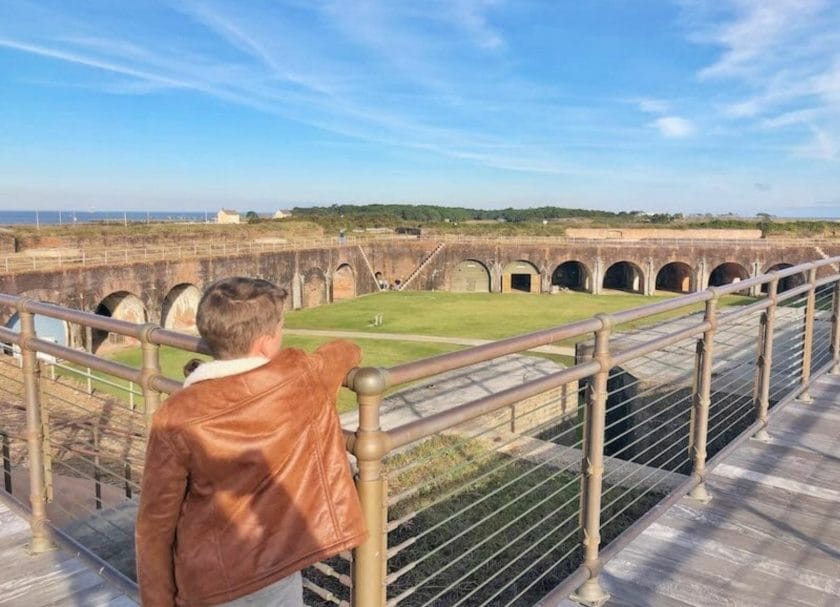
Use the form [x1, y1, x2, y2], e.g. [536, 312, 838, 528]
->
[273, 210, 292, 219]
[217, 209, 240, 224]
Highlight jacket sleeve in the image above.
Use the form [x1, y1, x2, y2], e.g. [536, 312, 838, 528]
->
[135, 422, 189, 607]
[314, 339, 362, 396]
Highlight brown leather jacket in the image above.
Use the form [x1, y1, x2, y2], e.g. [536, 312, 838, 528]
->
[135, 341, 367, 606]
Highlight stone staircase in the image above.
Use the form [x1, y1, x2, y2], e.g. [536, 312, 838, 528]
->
[398, 243, 445, 291]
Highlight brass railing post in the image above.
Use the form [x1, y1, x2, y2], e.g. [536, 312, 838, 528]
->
[688, 293, 718, 502]
[572, 314, 613, 607]
[139, 324, 162, 431]
[18, 303, 55, 553]
[832, 279, 840, 375]
[798, 267, 818, 402]
[348, 367, 390, 607]
[754, 279, 778, 442]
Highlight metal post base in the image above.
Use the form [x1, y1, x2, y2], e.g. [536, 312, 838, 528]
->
[798, 391, 813, 404]
[571, 577, 611, 607]
[752, 428, 771, 443]
[27, 537, 57, 555]
[688, 482, 712, 504]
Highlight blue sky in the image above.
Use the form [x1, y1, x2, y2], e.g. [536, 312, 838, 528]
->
[0, 1, 839, 216]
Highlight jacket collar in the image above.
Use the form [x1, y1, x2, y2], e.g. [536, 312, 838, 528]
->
[183, 357, 269, 388]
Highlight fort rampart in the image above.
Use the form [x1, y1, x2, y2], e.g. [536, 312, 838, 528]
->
[1, 237, 837, 352]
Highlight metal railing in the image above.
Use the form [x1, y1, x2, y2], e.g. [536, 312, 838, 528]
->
[0, 256, 838, 606]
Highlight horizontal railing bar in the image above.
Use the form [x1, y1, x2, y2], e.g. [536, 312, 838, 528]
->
[610, 321, 709, 367]
[27, 339, 142, 383]
[147, 327, 211, 354]
[610, 290, 710, 325]
[20, 299, 146, 338]
[815, 273, 840, 288]
[0, 326, 20, 344]
[385, 317, 603, 386]
[386, 360, 599, 450]
[776, 282, 814, 303]
[715, 297, 771, 324]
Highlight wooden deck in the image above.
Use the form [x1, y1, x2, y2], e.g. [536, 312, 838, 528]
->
[0, 500, 137, 607]
[589, 372, 840, 607]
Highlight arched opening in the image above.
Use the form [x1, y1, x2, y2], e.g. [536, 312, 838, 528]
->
[92, 291, 147, 353]
[4, 313, 69, 358]
[452, 259, 491, 293]
[656, 262, 693, 293]
[551, 261, 591, 292]
[303, 268, 327, 308]
[708, 262, 750, 288]
[603, 261, 644, 294]
[762, 263, 806, 294]
[161, 284, 201, 333]
[502, 260, 540, 294]
[332, 264, 356, 301]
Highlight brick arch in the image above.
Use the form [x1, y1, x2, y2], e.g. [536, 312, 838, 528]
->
[551, 260, 592, 292]
[92, 291, 147, 353]
[603, 261, 645, 294]
[161, 283, 201, 332]
[708, 262, 750, 287]
[303, 267, 328, 308]
[452, 259, 491, 293]
[655, 261, 694, 293]
[332, 263, 356, 300]
[762, 263, 806, 293]
[502, 260, 540, 293]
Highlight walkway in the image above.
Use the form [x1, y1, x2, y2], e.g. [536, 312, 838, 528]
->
[284, 328, 576, 356]
[0, 500, 137, 607]
[581, 372, 840, 607]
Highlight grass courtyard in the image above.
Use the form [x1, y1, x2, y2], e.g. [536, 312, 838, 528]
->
[86, 289, 752, 412]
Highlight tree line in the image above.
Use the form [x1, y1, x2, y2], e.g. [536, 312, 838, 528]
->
[290, 204, 649, 222]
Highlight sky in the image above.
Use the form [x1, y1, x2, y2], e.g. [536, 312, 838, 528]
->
[0, 1, 839, 217]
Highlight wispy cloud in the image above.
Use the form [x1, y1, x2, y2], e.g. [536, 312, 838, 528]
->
[0, 1, 635, 178]
[635, 97, 671, 114]
[683, 0, 840, 160]
[650, 116, 696, 138]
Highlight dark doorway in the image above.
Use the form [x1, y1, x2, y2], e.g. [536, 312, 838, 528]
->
[511, 273, 532, 292]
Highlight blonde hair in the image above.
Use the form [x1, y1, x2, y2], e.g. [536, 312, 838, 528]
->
[196, 277, 287, 359]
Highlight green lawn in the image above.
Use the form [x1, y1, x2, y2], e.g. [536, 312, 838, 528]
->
[85, 290, 751, 413]
[285, 290, 753, 339]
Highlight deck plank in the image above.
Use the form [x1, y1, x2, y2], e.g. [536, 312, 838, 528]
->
[0, 500, 137, 607]
[597, 375, 840, 607]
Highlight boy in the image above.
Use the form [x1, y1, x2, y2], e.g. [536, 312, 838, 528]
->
[136, 277, 367, 606]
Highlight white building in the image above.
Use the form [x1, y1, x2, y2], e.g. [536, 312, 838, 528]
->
[217, 209, 240, 224]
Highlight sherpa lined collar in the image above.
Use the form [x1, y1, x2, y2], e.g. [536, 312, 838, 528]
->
[182, 357, 269, 388]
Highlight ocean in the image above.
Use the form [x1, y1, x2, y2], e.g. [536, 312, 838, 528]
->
[0, 210, 213, 227]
